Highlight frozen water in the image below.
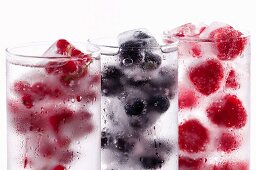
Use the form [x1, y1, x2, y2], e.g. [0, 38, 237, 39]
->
[118, 29, 159, 48]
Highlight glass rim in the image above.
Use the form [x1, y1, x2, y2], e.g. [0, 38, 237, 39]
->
[6, 41, 100, 59]
[163, 30, 250, 43]
[88, 37, 179, 50]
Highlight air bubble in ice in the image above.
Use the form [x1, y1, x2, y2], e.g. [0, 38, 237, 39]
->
[122, 58, 134, 66]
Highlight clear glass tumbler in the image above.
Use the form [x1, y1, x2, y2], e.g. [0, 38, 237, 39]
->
[90, 35, 178, 170]
[164, 25, 250, 169]
[6, 42, 101, 170]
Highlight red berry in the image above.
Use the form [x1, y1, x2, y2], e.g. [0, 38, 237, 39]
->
[212, 161, 248, 170]
[179, 119, 209, 153]
[226, 70, 239, 89]
[53, 165, 66, 170]
[206, 94, 247, 129]
[56, 39, 70, 55]
[189, 59, 224, 95]
[22, 94, 34, 108]
[62, 61, 77, 73]
[70, 48, 82, 57]
[14, 81, 31, 95]
[179, 156, 205, 169]
[45, 61, 63, 74]
[179, 87, 198, 110]
[190, 43, 202, 58]
[31, 82, 51, 98]
[209, 26, 247, 60]
[49, 108, 74, 133]
[217, 133, 240, 153]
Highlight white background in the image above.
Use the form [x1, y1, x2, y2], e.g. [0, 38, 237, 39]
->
[0, 0, 255, 169]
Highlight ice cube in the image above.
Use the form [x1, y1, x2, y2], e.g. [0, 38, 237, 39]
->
[199, 22, 228, 39]
[118, 29, 159, 49]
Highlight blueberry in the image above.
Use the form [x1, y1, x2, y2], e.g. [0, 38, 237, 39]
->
[119, 50, 143, 67]
[129, 115, 149, 129]
[142, 52, 162, 70]
[114, 136, 135, 153]
[102, 66, 123, 79]
[101, 78, 123, 96]
[101, 66, 124, 96]
[126, 78, 150, 87]
[120, 39, 147, 50]
[125, 98, 147, 116]
[140, 156, 164, 169]
[101, 131, 113, 148]
[148, 95, 170, 113]
[156, 67, 177, 88]
[134, 31, 152, 39]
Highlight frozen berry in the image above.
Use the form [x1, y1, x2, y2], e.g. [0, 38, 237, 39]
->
[142, 51, 162, 70]
[31, 82, 51, 99]
[14, 81, 31, 95]
[56, 39, 70, 54]
[217, 133, 240, 153]
[62, 60, 77, 73]
[49, 108, 74, 133]
[102, 66, 123, 79]
[206, 94, 247, 129]
[53, 164, 66, 170]
[120, 39, 147, 49]
[101, 131, 113, 148]
[119, 49, 143, 67]
[114, 136, 135, 153]
[101, 67, 124, 96]
[212, 161, 248, 170]
[148, 95, 170, 113]
[189, 59, 224, 95]
[125, 98, 147, 116]
[22, 94, 34, 108]
[209, 26, 247, 60]
[134, 30, 152, 39]
[179, 119, 209, 153]
[179, 156, 205, 169]
[45, 61, 63, 74]
[226, 70, 239, 89]
[179, 87, 197, 110]
[190, 43, 202, 58]
[140, 156, 164, 169]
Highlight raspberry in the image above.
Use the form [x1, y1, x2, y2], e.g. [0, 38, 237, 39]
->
[226, 70, 239, 89]
[179, 119, 209, 153]
[189, 59, 224, 95]
[217, 133, 240, 153]
[22, 94, 34, 108]
[212, 162, 248, 170]
[179, 156, 205, 169]
[179, 87, 197, 110]
[31, 82, 51, 98]
[206, 94, 247, 129]
[209, 26, 247, 60]
[53, 165, 66, 170]
[190, 43, 202, 58]
[14, 81, 31, 95]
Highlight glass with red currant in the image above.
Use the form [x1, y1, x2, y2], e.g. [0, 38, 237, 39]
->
[6, 40, 101, 170]
[164, 22, 250, 170]
[90, 29, 178, 170]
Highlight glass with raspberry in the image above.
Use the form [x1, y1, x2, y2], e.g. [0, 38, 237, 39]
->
[6, 40, 101, 170]
[164, 22, 250, 169]
[90, 29, 178, 169]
